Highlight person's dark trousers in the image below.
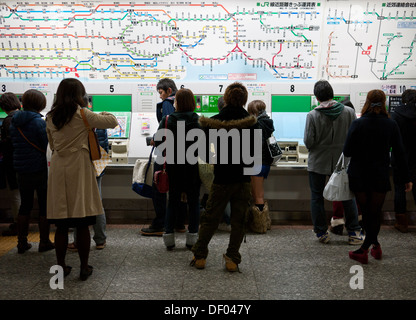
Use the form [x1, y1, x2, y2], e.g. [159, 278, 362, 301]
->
[394, 180, 416, 214]
[308, 171, 328, 234]
[192, 182, 251, 265]
[309, 171, 360, 234]
[151, 162, 168, 230]
[166, 184, 200, 234]
[151, 162, 186, 230]
[393, 179, 416, 232]
[16, 170, 48, 252]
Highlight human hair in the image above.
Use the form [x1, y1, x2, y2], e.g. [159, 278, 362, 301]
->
[223, 82, 248, 107]
[247, 100, 266, 116]
[21, 89, 46, 112]
[361, 89, 388, 116]
[314, 80, 334, 102]
[402, 89, 416, 105]
[82, 94, 89, 108]
[340, 98, 355, 110]
[217, 96, 225, 111]
[175, 88, 196, 112]
[156, 78, 177, 95]
[47, 78, 87, 130]
[0, 92, 21, 112]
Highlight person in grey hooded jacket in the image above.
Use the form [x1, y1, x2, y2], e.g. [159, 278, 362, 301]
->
[304, 80, 363, 244]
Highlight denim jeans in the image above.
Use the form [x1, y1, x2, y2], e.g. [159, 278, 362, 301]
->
[73, 176, 106, 245]
[308, 171, 361, 234]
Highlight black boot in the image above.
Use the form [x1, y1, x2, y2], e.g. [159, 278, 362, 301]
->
[17, 215, 32, 254]
[38, 216, 55, 252]
[394, 213, 408, 233]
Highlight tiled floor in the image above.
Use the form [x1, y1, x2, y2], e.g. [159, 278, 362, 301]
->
[0, 223, 415, 301]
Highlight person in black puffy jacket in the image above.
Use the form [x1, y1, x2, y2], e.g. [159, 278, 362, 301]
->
[9, 89, 54, 254]
[190, 82, 260, 272]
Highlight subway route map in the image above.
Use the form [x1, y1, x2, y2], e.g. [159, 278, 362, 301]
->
[0, 0, 415, 82]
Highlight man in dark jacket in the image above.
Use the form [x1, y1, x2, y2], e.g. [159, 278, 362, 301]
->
[391, 89, 416, 232]
[0, 93, 21, 236]
[190, 82, 261, 272]
[141, 78, 186, 236]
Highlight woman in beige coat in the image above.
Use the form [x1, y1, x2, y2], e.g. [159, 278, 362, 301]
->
[46, 78, 118, 280]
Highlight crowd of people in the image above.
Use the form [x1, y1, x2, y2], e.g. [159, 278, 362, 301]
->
[0, 78, 415, 281]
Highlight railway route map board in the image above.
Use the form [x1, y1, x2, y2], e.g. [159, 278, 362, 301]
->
[0, 0, 415, 83]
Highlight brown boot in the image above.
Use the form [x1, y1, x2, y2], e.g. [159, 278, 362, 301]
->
[38, 216, 55, 252]
[394, 213, 408, 233]
[248, 205, 268, 234]
[17, 215, 32, 254]
[264, 201, 272, 230]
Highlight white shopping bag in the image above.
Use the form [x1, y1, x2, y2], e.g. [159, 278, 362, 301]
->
[323, 153, 354, 201]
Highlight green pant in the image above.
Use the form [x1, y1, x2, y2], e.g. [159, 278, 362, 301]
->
[192, 182, 251, 264]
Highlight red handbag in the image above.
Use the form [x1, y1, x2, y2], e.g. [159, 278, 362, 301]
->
[154, 115, 169, 193]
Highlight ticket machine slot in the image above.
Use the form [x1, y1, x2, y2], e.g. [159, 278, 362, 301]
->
[109, 139, 129, 164]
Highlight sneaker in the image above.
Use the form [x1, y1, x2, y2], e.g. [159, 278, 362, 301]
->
[96, 242, 106, 250]
[316, 231, 330, 244]
[223, 254, 239, 272]
[348, 230, 365, 245]
[140, 226, 164, 237]
[190, 256, 206, 269]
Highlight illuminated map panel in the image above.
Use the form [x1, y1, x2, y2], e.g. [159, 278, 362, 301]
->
[0, 1, 414, 83]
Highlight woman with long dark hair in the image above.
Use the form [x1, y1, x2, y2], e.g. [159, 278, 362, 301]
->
[344, 89, 412, 264]
[46, 78, 117, 280]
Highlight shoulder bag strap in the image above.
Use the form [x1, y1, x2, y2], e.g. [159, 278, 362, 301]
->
[80, 108, 92, 132]
[17, 127, 45, 153]
[144, 146, 155, 177]
[163, 115, 169, 171]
